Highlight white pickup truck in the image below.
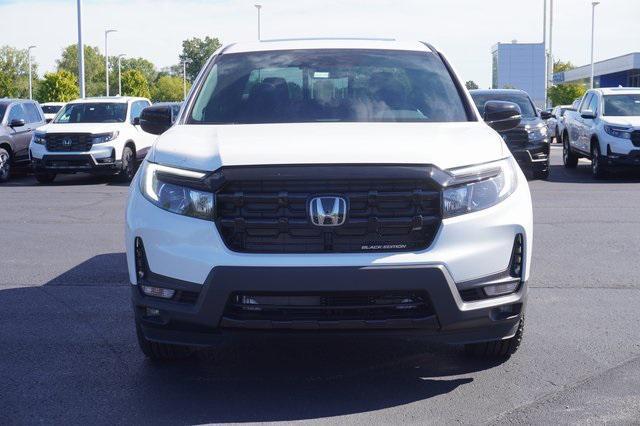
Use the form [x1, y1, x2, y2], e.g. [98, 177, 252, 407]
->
[562, 87, 640, 178]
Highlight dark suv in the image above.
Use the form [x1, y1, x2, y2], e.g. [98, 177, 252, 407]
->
[470, 89, 552, 180]
[0, 99, 46, 182]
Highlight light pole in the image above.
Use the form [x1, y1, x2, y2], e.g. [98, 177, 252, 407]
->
[104, 29, 117, 96]
[543, 0, 547, 107]
[181, 60, 191, 100]
[254, 4, 262, 41]
[77, 0, 85, 98]
[548, 0, 554, 107]
[117, 54, 126, 95]
[27, 45, 36, 100]
[590, 1, 600, 89]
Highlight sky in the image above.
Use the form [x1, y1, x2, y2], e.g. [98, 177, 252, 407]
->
[0, 0, 638, 88]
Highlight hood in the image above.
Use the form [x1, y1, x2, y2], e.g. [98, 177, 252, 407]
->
[39, 122, 128, 134]
[150, 122, 506, 172]
[601, 116, 640, 128]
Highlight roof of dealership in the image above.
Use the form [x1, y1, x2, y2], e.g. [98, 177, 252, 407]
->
[553, 52, 640, 84]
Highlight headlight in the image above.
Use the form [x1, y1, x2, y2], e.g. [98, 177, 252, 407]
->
[91, 131, 119, 144]
[527, 126, 548, 141]
[442, 157, 519, 218]
[33, 132, 46, 145]
[603, 125, 632, 139]
[139, 161, 215, 220]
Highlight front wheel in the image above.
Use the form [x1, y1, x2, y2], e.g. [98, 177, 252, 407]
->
[135, 320, 193, 361]
[591, 143, 607, 179]
[563, 137, 578, 168]
[35, 172, 57, 184]
[118, 146, 136, 182]
[0, 148, 11, 183]
[465, 316, 524, 360]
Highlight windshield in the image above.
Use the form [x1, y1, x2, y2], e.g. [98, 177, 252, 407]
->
[189, 49, 469, 124]
[42, 105, 63, 114]
[603, 94, 640, 116]
[55, 103, 127, 123]
[471, 92, 537, 118]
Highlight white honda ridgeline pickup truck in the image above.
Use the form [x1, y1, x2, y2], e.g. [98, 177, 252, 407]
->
[126, 39, 533, 361]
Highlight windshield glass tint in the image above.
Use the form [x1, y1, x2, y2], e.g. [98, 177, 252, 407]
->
[189, 49, 468, 124]
[42, 105, 63, 114]
[55, 103, 127, 123]
[0, 105, 6, 120]
[603, 94, 640, 116]
[471, 93, 537, 118]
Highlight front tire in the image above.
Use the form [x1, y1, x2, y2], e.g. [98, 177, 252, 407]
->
[118, 146, 136, 182]
[591, 142, 607, 179]
[35, 172, 57, 184]
[465, 316, 524, 360]
[0, 148, 11, 183]
[563, 136, 578, 168]
[135, 321, 193, 361]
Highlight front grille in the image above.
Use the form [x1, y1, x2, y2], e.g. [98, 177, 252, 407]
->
[215, 169, 442, 253]
[45, 133, 92, 152]
[501, 129, 528, 145]
[631, 130, 640, 147]
[224, 291, 434, 323]
[42, 155, 93, 169]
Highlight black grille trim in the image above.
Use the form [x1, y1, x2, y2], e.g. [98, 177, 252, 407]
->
[213, 165, 443, 253]
[631, 130, 640, 147]
[45, 133, 93, 152]
[501, 129, 528, 145]
[222, 291, 436, 328]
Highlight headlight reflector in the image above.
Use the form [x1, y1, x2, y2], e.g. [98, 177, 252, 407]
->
[603, 125, 632, 139]
[139, 161, 214, 220]
[33, 132, 46, 145]
[442, 157, 519, 218]
[91, 131, 119, 144]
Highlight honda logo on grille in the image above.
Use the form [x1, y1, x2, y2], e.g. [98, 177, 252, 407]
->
[62, 138, 73, 147]
[309, 196, 347, 227]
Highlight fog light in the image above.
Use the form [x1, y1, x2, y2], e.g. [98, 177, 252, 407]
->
[483, 281, 519, 297]
[146, 307, 160, 316]
[141, 285, 175, 299]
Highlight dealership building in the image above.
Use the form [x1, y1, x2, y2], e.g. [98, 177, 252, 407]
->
[553, 52, 640, 88]
[491, 41, 546, 107]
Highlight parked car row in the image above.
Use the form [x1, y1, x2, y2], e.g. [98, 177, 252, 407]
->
[562, 87, 640, 178]
[0, 96, 182, 183]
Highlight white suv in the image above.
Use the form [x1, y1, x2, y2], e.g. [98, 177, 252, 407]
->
[30, 96, 155, 183]
[563, 87, 640, 178]
[126, 39, 533, 361]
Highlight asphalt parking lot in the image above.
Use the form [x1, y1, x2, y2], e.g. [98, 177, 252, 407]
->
[1, 145, 640, 425]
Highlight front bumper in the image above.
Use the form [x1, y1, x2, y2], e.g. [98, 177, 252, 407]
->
[602, 149, 640, 168]
[126, 165, 533, 346]
[507, 140, 550, 173]
[134, 265, 527, 346]
[30, 143, 121, 174]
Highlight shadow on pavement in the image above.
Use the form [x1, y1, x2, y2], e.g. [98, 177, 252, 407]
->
[0, 253, 506, 423]
[546, 164, 640, 184]
[2, 173, 132, 187]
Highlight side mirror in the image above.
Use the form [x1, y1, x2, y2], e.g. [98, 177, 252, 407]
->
[540, 111, 553, 120]
[139, 105, 173, 135]
[581, 110, 596, 119]
[10, 118, 26, 128]
[132, 117, 140, 126]
[45, 118, 53, 124]
[483, 101, 522, 132]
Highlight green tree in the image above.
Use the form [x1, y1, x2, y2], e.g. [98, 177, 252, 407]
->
[37, 71, 79, 102]
[553, 60, 575, 73]
[465, 80, 479, 90]
[108, 56, 157, 94]
[0, 71, 13, 97]
[548, 83, 586, 106]
[0, 45, 38, 98]
[178, 36, 221, 81]
[151, 75, 188, 102]
[57, 44, 105, 97]
[121, 69, 150, 98]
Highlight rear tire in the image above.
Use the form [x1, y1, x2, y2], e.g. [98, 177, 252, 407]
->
[35, 172, 56, 184]
[465, 316, 524, 360]
[135, 321, 193, 361]
[563, 136, 578, 168]
[0, 148, 11, 183]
